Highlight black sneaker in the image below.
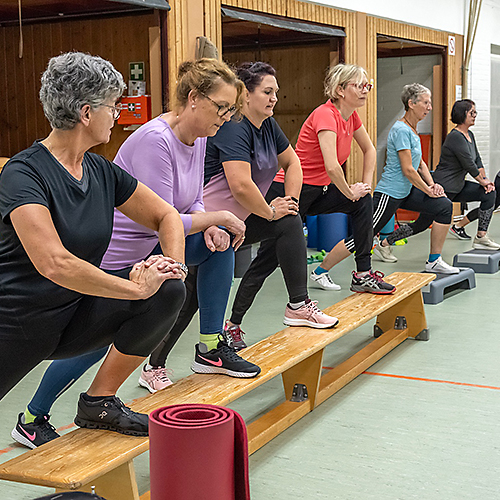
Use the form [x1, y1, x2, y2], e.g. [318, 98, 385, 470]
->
[11, 412, 60, 449]
[74, 394, 148, 436]
[350, 270, 396, 294]
[222, 320, 247, 351]
[191, 340, 261, 378]
[449, 224, 471, 240]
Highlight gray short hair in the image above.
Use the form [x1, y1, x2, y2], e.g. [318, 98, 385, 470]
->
[40, 52, 126, 130]
[324, 63, 367, 101]
[401, 83, 431, 111]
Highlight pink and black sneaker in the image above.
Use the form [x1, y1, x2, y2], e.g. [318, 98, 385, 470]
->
[11, 413, 60, 449]
[191, 339, 260, 378]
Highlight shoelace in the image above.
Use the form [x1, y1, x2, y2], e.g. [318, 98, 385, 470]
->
[369, 270, 386, 282]
[305, 300, 324, 315]
[218, 342, 245, 362]
[35, 415, 59, 439]
[150, 367, 173, 382]
[226, 324, 245, 343]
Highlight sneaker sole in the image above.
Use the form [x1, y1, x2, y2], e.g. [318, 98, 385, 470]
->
[138, 376, 173, 394]
[138, 377, 157, 394]
[190, 361, 260, 378]
[425, 268, 460, 275]
[11, 428, 38, 449]
[372, 251, 398, 263]
[283, 317, 339, 328]
[74, 416, 148, 436]
[473, 244, 500, 251]
[309, 280, 341, 291]
[350, 286, 396, 294]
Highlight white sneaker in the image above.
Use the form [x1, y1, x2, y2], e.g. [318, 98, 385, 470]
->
[309, 271, 341, 291]
[473, 235, 500, 250]
[373, 244, 398, 263]
[425, 256, 460, 274]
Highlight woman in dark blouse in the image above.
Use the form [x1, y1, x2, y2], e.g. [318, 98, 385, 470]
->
[433, 99, 499, 249]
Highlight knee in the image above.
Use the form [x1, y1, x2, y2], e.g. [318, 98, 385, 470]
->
[482, 190, 496, 208]
[436, 198, 453, 224]
[156, 278, 187, 313]
[353, 194, 373, 215]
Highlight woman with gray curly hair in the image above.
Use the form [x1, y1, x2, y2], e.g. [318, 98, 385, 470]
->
[0, 52, 187, 438]
[370, 83, 459, 273]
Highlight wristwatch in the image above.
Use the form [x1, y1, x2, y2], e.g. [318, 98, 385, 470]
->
[176, 262, 189, 276]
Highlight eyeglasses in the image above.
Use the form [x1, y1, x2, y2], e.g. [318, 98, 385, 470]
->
[199, 91, 237, 118]
[469, 110, 478, 117]
[101, 104, 122, 120]
[348, 82, 373, 92]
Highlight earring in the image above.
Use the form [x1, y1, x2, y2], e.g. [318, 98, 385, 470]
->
[192, 105, 195, 109]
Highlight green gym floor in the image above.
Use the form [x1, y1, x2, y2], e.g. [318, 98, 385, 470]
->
[1, 219, 499, 500]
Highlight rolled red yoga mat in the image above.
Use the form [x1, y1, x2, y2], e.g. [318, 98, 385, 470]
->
[149, 404, 250, 500]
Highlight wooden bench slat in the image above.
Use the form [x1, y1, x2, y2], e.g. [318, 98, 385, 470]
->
[0, 272, 434, 492]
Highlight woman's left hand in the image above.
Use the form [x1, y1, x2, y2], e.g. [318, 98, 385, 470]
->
[204, 225, 231, 252]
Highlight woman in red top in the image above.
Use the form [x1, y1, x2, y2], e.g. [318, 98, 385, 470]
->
[226, 64, 394, 339]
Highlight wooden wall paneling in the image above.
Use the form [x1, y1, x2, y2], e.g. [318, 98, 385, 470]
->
[0, 13, 158, 159]
[149, 26, 163, 117]
[225, 43, 331, 145]
[432, 64, 443, 168]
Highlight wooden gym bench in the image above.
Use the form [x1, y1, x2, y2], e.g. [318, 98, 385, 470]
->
[0, 271, 434, 500]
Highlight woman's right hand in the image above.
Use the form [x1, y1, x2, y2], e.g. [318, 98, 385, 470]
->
[349, 183, 371, 201]
[130, 256, 183, 299]
[269, 196, 299, 220]
[219, 210, 246, 249]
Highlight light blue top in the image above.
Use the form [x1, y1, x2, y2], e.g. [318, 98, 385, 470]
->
[375, 120, 421, 199]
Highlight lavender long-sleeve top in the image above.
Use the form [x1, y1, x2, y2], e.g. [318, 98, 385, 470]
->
[101, 116, 206, 270]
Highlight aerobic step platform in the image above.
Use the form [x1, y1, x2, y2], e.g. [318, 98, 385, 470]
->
[452, 248, 500, 274]
[422, 267, 475, 305]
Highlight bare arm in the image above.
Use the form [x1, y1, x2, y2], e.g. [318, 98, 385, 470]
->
[223, 160, 298, 220]
[118, 182, 185, 265]
[10, 198, 175, 301]
[278, 145, 302, 200]
[318, 130, 370, 200]
[398, 149, 444, 198]
[353, 125, 376, 187]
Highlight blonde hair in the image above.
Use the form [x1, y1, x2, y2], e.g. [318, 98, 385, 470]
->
[175, 58, 245, 113]
[324, 63, 368, 101]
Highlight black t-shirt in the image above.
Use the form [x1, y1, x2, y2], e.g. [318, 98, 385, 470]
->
[0, 141, 138, 338]
[204, 116, 289, 186]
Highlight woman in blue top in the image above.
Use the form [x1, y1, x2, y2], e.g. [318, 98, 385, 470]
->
[319, 83, 458, 275]
[371, 83, 458, 273]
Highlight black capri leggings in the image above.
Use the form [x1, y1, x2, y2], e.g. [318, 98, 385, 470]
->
[229, 181, 373, 325]
[0, 273, 186, 401]
[456, 176, 500, 229]
[343, 186, 452, 251]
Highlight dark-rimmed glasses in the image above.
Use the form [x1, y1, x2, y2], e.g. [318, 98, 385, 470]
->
[469, 109, 478, 117]
[348, 82, 373, 92]
[101, 103, 122, 120]
[199, 91, 237, 118]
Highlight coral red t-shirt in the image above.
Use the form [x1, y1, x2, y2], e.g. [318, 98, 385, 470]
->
[275, 100, 362, 186]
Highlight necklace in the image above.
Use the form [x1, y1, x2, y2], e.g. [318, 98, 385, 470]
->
[403, 117, 418, 134]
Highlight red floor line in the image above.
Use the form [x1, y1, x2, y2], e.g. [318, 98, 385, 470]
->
[322, 366, 500, 391]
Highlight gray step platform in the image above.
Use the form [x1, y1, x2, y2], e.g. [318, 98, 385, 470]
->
[452, 248, 500, 274]
[421, 267, 476, 305]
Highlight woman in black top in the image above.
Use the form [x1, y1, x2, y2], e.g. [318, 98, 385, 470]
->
[433, 99, 499, 249]
[0, 52, 186, 438]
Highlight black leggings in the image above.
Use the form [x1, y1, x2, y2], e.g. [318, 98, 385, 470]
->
[458, 177, 500, 229]
[0, 274, 186, 400]
[150, 210, 309, 359]
[230, 181, 373, 325]
[345, 187, 452, 250]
